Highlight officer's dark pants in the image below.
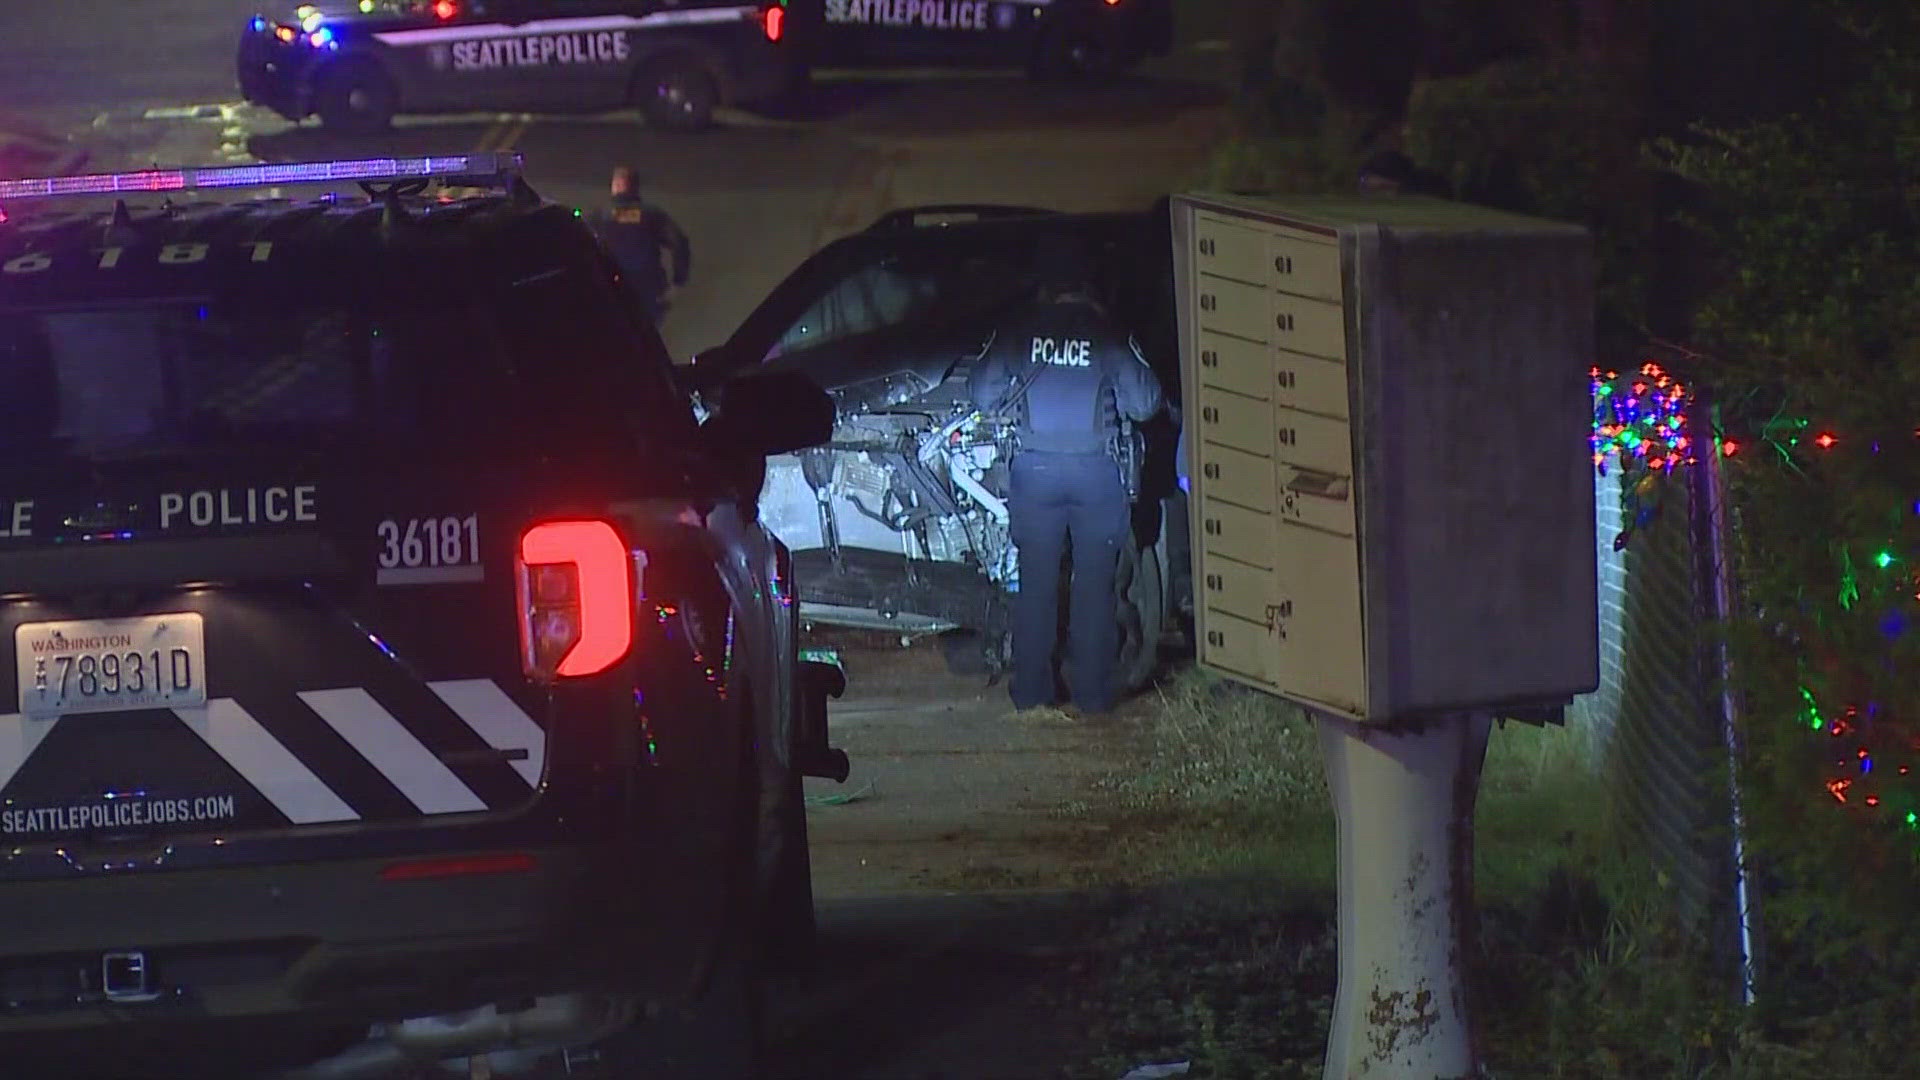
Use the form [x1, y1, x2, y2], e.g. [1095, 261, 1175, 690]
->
[1007, 450, 1129, 713]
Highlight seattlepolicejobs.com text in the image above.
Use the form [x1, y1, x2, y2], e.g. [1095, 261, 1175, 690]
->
[3, 795, 239, 836]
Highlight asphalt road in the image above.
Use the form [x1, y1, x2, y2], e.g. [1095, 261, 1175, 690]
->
[1, 4, 1233, 1076]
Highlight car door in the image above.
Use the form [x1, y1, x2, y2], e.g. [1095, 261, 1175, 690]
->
[514, 0, 652, 108]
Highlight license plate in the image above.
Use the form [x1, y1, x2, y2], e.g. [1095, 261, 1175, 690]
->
[15, 614, 207, 717]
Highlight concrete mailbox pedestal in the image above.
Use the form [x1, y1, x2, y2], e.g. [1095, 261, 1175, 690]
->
[1170, 193, 1600, 1078]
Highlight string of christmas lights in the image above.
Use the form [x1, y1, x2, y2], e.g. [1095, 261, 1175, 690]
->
[1591, 362, 1696, 549]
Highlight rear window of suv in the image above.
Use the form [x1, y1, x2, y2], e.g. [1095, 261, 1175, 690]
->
[0, 284, 691, 464]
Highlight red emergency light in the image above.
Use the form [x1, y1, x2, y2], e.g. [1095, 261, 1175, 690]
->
[762, 4, 785, 41]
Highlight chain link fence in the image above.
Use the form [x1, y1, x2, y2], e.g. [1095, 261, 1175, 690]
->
[1566, 458, 1743, 959]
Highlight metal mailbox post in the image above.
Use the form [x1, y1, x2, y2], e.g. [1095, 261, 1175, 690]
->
[1170, 192, 1601, 1078]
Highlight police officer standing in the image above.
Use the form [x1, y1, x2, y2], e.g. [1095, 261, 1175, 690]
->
[588, 165, 692, 322]
[969, 235, 1163, 715]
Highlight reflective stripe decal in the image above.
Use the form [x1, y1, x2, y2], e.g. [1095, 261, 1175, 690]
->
[0, 713, 57, 794]
[298, 687, 488, 815]
[427, 678, 544, 788]
[176, 699, 360, 825]
[372, 7, 758, 46]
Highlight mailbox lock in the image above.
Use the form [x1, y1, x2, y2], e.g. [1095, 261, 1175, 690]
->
[1276, 311, 1296, 332]
[1279, 428, 1297, 446]
[1278, 369, 1296, 388]
[1274, 254, 1294, 274]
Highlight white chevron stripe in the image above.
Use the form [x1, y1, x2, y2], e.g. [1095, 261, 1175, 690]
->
[175, 700, 358, 825]
[0, 713, 59, 794]
[298, 688, 487, 814]
[427, 679, 545, 788]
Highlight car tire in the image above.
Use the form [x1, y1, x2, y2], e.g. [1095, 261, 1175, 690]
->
[313, 61, 397, 133]
[1114, 535, 1163, 693]
[1028, 24, 1120, 83]
[591, 704, 779, 1079]
[635, 54, 720, 132]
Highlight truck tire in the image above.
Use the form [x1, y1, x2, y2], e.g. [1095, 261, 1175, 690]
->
[1028, 24, 1119, 83]
[314, 61, 397, 132]
[593, 702, 778, 1078]
[635, 54, 719, 132]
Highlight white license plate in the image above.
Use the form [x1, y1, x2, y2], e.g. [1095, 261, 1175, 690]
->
[15, 614, 207, 718]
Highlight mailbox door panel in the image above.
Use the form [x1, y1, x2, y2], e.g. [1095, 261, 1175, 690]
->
[1199, 611, 1279, 688]
[1267, 229, 1343, 303]
[1273, 407, 1354, 479]
[1273, 524, 1367, 716]
[1195, 330, 1277, 402]
[1273, 351, 1348, 420]
[1271, 294, 1347, 361]
[1198, 498, 1277, 569]
[1197, 386, 1276, 457]
[1193, 213, 1272, 286]
[1197, 440, 1275, 515]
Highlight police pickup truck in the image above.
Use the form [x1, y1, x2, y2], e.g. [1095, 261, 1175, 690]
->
[0, 154, 844, 1079]
[239, 1, 797, 132]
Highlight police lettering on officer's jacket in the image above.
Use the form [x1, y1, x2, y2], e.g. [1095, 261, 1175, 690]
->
[1032, 337, 1095, 368]
[449, 31, 631, 71]
[825, 0, 1000, 31]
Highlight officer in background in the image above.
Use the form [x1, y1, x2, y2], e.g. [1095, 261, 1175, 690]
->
[969, 235, 1163, 715]
[587, 165, 692, 322]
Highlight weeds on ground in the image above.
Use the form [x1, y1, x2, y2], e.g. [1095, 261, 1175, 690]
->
[1066, 667, 1800, 1079]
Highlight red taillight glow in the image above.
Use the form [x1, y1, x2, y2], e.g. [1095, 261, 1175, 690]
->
[380, 852, 537, 882]
[516, 520, 633, 680]
[762, 5, 785, 41]
[434, 0, 458, 19]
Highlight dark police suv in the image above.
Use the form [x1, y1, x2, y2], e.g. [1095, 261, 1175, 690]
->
[239, 2, 797, 132]
[0, 153, 843, 1079]
[783, 0, 1174, 80]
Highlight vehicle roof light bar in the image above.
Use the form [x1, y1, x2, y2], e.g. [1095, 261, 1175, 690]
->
[0, 152, 524, 202]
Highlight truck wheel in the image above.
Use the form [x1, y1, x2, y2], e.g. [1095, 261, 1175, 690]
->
[1028, 25, 1119, 83]
[314, 62, 396, 132]
[594, 715, 774, 1078]
[636, 55, 719, 132]
[1114, 536, 1163, 693]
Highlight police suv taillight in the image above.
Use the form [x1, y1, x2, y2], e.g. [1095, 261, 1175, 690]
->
[516, 520, 634, 681]
[760, 3, 786, 41]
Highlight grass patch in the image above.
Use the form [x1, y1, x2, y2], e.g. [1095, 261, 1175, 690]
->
[1056, 666, 1758, 1078]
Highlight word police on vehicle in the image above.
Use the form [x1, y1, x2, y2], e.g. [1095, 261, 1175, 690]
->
[447, 30, 632, 71]
[238, 1, 796, 132]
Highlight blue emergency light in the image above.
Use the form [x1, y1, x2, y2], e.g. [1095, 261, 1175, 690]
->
[0, 153, 524, 203]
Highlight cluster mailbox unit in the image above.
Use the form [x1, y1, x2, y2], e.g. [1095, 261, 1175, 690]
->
[1170, 192, 1600, 724]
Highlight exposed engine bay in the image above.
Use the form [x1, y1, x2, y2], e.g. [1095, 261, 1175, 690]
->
[757, 362, 1024, 641]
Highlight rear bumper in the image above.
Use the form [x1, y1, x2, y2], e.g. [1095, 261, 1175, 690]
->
[0, 838, 725, 1069]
